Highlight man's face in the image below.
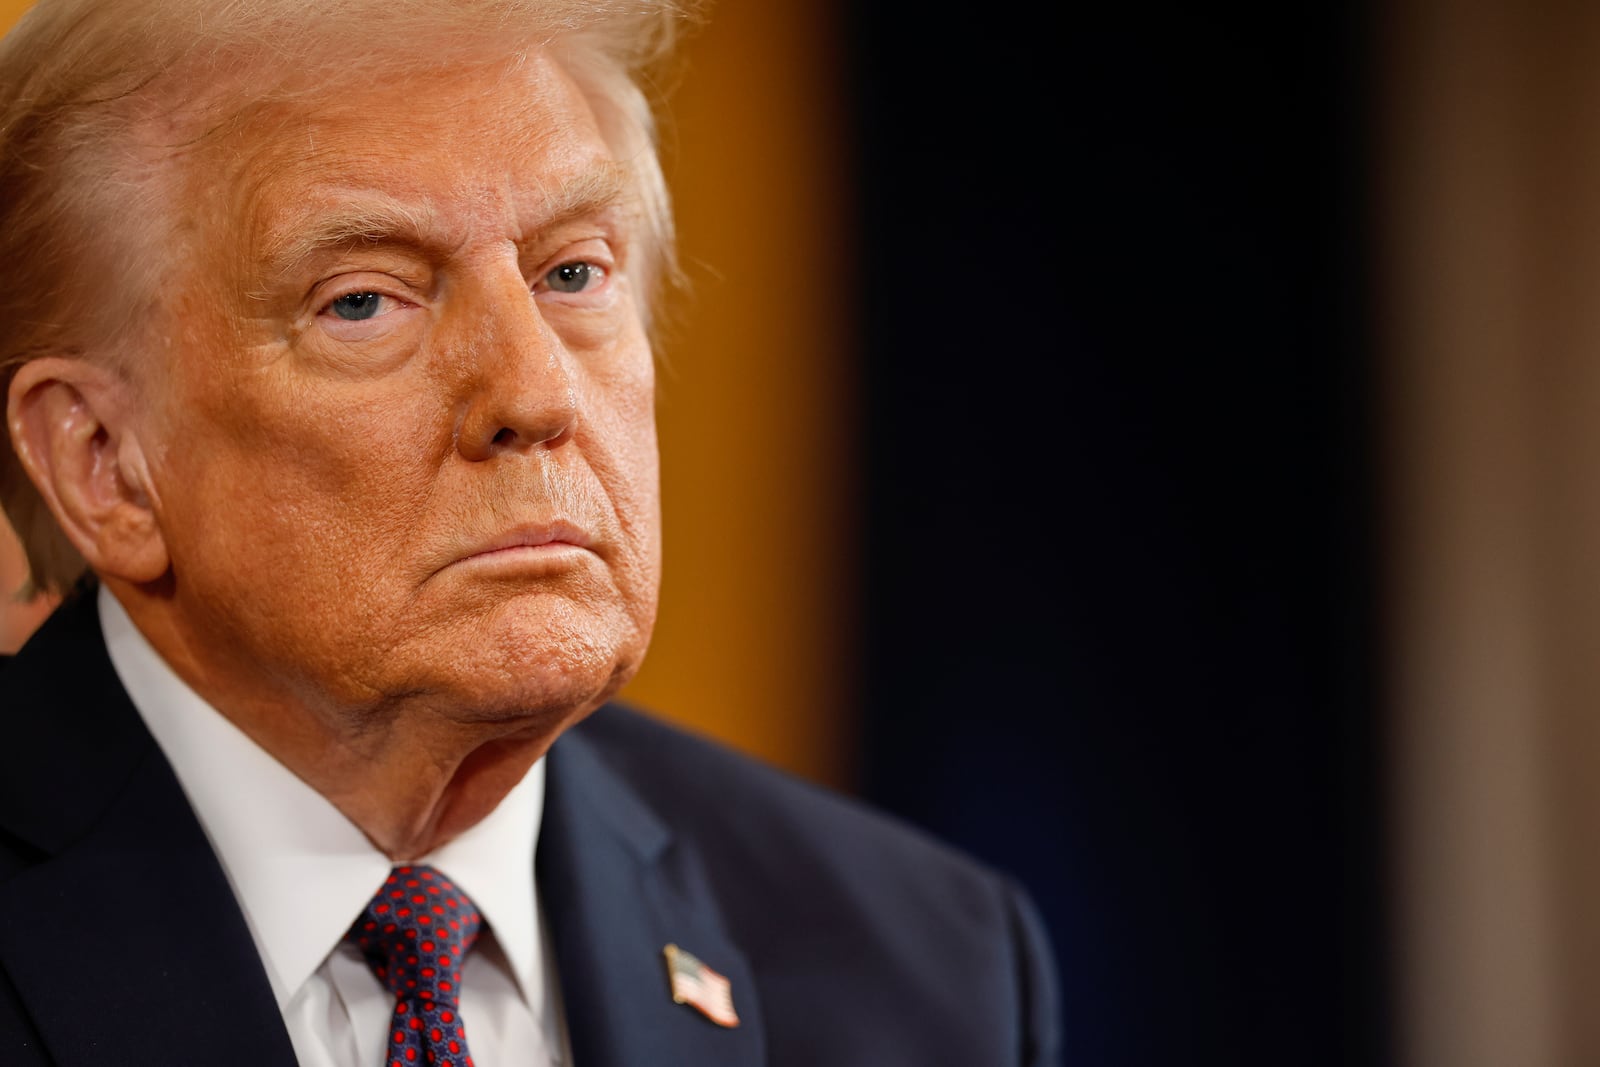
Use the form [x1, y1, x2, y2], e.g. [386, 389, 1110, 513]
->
[131, 51, 661, 728]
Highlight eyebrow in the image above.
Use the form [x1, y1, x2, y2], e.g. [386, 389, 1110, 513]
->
[258, 160, 637, 277]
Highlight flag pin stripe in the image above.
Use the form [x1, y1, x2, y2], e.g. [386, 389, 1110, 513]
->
[663, 943, 740, 1028]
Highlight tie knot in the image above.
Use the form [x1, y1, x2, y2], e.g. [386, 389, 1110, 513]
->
[347, 864, 483, 1011]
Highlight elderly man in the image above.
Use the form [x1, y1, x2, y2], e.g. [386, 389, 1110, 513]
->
[0, 1, 1060, 1065]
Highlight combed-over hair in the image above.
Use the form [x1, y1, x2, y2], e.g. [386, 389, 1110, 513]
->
[0, 0, 698, 597]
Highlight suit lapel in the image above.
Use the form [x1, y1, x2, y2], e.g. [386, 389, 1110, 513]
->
[539, 718, 766, 1067]
[0, 589, 296, 1067]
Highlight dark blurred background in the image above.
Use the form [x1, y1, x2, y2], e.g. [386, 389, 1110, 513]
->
[844, 4, 1384, 1066]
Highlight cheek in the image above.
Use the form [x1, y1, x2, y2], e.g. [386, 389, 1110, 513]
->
[615, 417, 662, 592]
[155, 370, 451, 579]
[598, 423, 661, 661]
[584, 352, 662, 600]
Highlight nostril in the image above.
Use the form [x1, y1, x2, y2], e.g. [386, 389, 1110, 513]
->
[492, 426, 516, 447]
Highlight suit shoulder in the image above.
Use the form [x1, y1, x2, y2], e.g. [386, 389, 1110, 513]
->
[569, 703, 1063, 1065]
[573, 701, 1017, 910]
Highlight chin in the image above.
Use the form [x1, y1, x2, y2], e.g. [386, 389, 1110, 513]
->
[448, 664, 633, 728]
[415, 610, 649, 725]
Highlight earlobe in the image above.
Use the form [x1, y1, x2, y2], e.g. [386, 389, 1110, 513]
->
[7, 358, 169, 584]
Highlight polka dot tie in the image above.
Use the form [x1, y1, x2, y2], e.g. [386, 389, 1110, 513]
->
[346, 865, 483, 1067]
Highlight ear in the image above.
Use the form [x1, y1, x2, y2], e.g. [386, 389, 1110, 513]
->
[6, 357, 169, 584]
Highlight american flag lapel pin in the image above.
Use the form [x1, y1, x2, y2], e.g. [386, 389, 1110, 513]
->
[663, 943, 741, 1028]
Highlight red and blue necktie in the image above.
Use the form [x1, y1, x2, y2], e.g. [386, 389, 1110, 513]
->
[347, 864, 483, 1067]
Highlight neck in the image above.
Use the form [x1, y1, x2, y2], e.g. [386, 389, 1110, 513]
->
[105, 578, 569, 859]
[318, 724, 552, 859]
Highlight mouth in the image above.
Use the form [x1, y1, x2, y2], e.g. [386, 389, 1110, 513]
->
[440, 521, 598, 575]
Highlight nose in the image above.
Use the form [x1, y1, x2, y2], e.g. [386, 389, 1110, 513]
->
[455, 271, 579, 462]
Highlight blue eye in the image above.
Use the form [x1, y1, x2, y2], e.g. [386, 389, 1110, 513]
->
[330, 292, 383, 320]
[546, 262, 600, 294]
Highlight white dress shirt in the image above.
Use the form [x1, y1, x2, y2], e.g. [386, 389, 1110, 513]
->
[98, 585, 570, 1066]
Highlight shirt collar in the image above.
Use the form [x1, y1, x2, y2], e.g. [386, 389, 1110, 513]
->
[97, 584, 547, 1011]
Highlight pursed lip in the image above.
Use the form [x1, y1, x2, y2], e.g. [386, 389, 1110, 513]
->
[442, 520, 597, 572]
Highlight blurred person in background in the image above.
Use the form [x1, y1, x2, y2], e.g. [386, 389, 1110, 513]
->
[0, 1, 1060, 1065]
[0, 516, 53, 652]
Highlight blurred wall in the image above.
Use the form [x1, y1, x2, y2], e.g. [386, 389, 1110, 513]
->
[621, 0, 854, 788]
[0, 0, 856, 789]
[1383, 2, 1600, 1064]
[0, 1, 30, 656]
[847, 3, 1380, 1063]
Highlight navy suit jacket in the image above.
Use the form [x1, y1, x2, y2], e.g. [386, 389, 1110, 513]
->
[0, 587, 1062, 1065]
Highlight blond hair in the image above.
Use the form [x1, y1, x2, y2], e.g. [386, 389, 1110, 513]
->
[0, 0, 699, 596]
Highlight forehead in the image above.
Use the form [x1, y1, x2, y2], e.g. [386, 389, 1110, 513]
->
[195, 51, 637, 276]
